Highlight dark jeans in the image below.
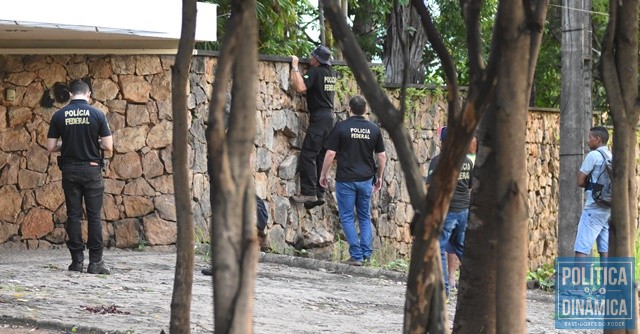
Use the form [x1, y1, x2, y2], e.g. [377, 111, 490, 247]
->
[61, 163, 105, 263]
[299, 110, 334, 197]
[439, 209, 469, 294]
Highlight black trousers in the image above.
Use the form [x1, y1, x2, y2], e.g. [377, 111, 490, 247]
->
[299, 110, 334, 197]
[61, 163, 105, 263]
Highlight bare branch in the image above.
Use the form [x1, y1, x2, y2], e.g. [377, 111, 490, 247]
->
[600, 0, 626, 119]
[461, 0, 484, 74]
[394, 0, 410, 117]
[322, 0, 426, 208]
[410, 0, 459, 100]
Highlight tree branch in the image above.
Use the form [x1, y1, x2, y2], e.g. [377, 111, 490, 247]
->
[322, 0, 426, 208]
[461, 0, 484, 74]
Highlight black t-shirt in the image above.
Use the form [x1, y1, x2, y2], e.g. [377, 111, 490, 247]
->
[47, 99, 112, 163]
[324, 116, 385, 182]
[303, 65, 336, 112]
[426, 153, 473, 212]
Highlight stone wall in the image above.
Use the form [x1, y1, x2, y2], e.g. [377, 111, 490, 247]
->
[0, 53, 595, 269]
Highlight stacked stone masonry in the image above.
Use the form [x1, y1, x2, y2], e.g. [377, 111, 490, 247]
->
[0, 54, 625, 269]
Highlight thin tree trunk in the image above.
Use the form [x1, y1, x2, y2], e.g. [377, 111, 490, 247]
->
[206, 0, 260, 333]
[600, 0, 639, 332]
[169, 0, 197, 332]
[318, 0, 326, 46]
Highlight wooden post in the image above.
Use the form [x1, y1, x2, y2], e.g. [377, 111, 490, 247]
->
[559, 0, 592, 257]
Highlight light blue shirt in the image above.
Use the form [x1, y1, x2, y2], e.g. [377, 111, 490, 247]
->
[580, 147, 612, 210]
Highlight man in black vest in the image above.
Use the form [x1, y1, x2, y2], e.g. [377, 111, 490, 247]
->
[290, 45, 337, 209]
[319, 95, 386, 266]
[47, 80, 113, 274]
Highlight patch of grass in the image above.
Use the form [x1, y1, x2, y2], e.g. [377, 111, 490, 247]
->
[195, 225, 210, 244]
[635, 231, 640, 280]
[135, 239, 148, 251]
[43, 263, 60, 270]
[368, 240, 410, 273]
[382, 259, 410, 272]
[527, 263, 555, 291]
[330, 234, 348, 262]
[294, 248, 308, 257]
[329, 234, 410, 271]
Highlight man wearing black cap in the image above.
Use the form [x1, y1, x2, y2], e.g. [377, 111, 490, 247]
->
[290, 45, 337, 209]
[425, 126, 473, 296]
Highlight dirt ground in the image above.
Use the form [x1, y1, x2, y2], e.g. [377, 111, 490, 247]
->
[0, 248, 598, 333]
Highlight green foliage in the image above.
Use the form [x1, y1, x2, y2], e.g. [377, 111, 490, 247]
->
[333, 65, 358, 102]
[527, 263, 556, 291]
[199, 0, 316, 56]
[423, 0, 498, 86]
[533, 4, 562, 108]
[531, 0, 610, 111]
[634, 231, 640, 280]
[348, 0, 392, 61]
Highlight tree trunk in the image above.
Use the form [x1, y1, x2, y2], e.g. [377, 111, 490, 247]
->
[383, 2, 427, 84]
[494, 17, 530, 334]
[558, 0, 591, 257]
[206, 0, 260, 333]
[453, 102, 498, 333]
[600, 0, 639, 332]
[493, 1, 548, 332]
[169, 0, 197, 332]
[455, 1, 548, 332]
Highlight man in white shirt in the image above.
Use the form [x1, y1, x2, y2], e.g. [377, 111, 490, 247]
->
[574, 126, 612, 258]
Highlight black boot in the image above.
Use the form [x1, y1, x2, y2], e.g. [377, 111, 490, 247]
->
[87, 260, 111, 275]
[304, 193, 325, 209]
[68, 252, 84, 272]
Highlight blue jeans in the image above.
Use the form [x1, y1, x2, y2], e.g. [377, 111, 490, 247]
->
[440, 209, 469, 294]
[61, 163, 105, 263]
[336, 178, 374, 261]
